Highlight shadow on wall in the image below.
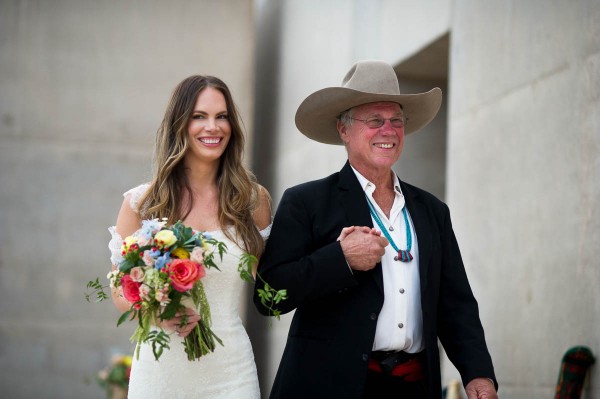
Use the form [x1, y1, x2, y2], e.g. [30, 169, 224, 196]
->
[245, 1, 283, 399]
[394, 33, 449, 202]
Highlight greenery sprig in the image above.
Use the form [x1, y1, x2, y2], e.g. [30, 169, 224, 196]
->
[238, 253, 288, 320]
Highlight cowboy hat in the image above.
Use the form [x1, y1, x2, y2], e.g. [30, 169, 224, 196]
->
[295, 60, 443, 145]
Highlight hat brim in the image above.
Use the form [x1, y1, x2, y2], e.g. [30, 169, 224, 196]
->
[295, 87, 443, 145]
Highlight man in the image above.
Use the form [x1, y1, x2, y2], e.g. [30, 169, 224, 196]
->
[254, 60, 498, 399]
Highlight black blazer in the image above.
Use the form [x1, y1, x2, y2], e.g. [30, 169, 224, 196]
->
[255, 162, 497, 399]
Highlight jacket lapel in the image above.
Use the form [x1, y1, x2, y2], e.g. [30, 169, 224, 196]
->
[337, 162, 384, 294]
[401, 181, 431, 295]
[337, 162, 373, 227]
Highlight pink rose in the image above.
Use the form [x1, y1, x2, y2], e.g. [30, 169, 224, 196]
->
[155, 287, 170, 306]
[190, 247, 205, 264]
[121, 275, 141, 304]
[139, 284, 151, 301]
[142, 251, 156, 268]
[169, 259, 205, 292]
[129, 267, 145, 282]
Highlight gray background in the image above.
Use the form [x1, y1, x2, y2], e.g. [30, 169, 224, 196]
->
[1, 0, 598, 398]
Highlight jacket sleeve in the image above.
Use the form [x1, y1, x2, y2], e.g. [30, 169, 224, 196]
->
[436, 203, 498, 389]
[253, 187, 357, 316]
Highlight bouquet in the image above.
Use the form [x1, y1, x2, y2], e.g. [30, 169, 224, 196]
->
[97, 354, 132, 398]
[87, 219, 286, 362]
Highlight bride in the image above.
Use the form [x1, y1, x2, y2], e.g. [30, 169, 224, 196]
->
[108, 75, 271, 398]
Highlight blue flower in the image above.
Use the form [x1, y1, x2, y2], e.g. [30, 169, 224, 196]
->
[139, 219, 164, 241]
[154, 252, 171, 270]
[146, 248, 161, 258]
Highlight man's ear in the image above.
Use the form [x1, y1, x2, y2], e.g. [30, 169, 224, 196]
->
[337, 120, 349, 143]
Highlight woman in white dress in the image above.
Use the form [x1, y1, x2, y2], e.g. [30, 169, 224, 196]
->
[108, 75, 271, 399]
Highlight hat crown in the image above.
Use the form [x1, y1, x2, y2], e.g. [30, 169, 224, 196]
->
[342, 60, 401, 96]
[295, 59, 442, 145]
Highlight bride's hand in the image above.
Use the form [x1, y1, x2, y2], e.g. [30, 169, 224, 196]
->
[161, 307, 201, 338]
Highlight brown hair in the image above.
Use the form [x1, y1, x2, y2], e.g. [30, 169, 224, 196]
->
[139, 75, 266, 258]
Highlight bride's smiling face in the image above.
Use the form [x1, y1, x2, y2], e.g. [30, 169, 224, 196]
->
[185, 87, 231, 164]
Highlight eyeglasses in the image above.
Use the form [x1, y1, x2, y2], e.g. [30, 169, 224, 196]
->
[350, 116, 406, 129]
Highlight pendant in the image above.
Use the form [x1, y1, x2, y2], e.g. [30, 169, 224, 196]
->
[394, 250, 413, 262]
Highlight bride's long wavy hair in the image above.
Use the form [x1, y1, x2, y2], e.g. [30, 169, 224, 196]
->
[139, 75, 266, 258]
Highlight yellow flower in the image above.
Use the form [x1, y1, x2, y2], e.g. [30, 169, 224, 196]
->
[122, 236, 138, 253]
[154, 230, 177, 248]
[122, 355, 133, 367]
[171, 247, 190, 259]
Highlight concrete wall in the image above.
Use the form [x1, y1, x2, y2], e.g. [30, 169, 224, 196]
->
[254, 0, 599, 398]
[2, 0, 598, 398]
[0, 1, 255, 397]
[446, 1, 600, 398]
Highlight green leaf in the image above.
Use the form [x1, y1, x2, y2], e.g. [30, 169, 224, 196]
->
[119, 259, 135, 273]
[84, 278, 109, 303]
[217, 242, 227, 261]
[146, 330, 171, 361]
[239, 269, 253, 283]
[274, 289, 288, 304]
[117, 310, 134, 327]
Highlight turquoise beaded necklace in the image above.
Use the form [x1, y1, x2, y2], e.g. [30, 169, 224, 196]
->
[365, 195, 413, 262]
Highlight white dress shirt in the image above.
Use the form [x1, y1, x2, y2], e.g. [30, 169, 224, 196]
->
[351, 166, 424, 354]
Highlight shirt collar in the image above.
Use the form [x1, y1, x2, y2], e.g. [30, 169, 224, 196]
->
[350, 165, 403, 196]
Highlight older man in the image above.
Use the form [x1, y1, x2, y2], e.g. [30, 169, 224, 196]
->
[254, 60, 498, 399]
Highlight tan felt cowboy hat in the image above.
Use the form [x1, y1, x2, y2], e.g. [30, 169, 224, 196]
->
[295, 60, 443, 145]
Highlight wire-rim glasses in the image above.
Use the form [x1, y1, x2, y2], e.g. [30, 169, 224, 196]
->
[350, 116, 407, 129]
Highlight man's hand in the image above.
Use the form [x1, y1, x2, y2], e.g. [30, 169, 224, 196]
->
[465, 378, 497, 399]
[338, 226, 388, 271]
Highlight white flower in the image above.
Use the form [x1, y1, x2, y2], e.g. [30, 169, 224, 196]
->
[107, 270, 120, 288]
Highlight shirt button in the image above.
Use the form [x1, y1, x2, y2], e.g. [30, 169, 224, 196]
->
[399, 288, 405, 294]
[398, 323, 404, 328]
[362, 354, 369, 361]
[370, 313, 377, 320]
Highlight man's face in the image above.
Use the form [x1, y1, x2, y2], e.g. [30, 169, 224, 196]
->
[337, 101, 405, 174]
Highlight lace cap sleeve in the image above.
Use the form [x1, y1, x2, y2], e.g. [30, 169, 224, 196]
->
[108, 226, 124, 265]
[124, 183, 151, 213]
[259, 223, 272, 240]
[108, 183, 150, 264]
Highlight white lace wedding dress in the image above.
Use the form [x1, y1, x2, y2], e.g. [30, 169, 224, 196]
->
[108, 184, 267, 399]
